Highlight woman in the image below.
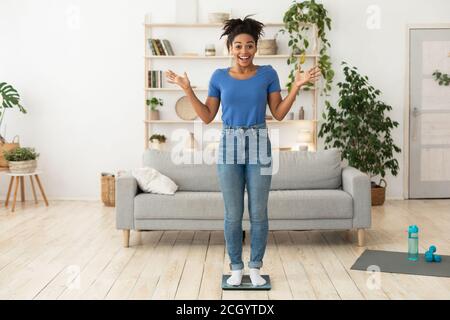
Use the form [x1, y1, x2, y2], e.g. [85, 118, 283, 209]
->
[165, 15, 321, 287]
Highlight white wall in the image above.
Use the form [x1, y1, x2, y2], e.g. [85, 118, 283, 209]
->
[0, 0, 449, 200]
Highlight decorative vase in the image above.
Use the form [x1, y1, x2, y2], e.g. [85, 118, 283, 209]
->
[205, 44, 216, 56]
[298, 106, 305, 120]
[8, 159, 37, 173]
[150, 110, 160, 120]
[150, 140, 163, 150]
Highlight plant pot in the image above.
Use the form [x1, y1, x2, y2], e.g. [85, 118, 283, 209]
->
[371, 178, 386, 206]
[149, 110, 160, 120]
[8, 160, 37, 173]
[150, 140, 164, 150]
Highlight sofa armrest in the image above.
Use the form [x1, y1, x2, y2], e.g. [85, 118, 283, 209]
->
[342, 166, 371, 229]
[115, 171, 138, 230]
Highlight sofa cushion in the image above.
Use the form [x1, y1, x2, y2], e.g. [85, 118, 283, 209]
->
[131, 167, 178, 194]
[134, 189, 352, 220]
[271, 148, 342, 190]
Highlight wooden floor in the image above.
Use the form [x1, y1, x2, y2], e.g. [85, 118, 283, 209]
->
[0, 199, 449, 300]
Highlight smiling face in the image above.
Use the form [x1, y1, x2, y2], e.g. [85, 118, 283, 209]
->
[229, 33, 257, 67]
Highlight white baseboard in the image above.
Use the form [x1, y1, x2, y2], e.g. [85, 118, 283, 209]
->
[386, 196, 405, 200]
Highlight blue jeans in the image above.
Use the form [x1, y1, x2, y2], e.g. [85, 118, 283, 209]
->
[217, 122, 272, 270]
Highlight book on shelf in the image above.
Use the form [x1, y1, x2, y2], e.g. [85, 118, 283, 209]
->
[147, 38, 174, 56]
[162, 39, 175, 55]
[148, 70, 163, 88]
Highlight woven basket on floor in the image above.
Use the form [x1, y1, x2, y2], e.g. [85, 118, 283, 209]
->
[101, 173, 115, 207]
[371, 178, 387, 206]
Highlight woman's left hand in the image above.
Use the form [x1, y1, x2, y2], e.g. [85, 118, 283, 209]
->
[294, 65, 322, 88]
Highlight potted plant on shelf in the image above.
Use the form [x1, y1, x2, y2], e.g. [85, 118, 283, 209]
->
[318, 62, 401, 206]
[279, 0, 334, 95]
[3, 147, 40, 173]
[146, 97, 163, 120]
[149, 134, 167, 150]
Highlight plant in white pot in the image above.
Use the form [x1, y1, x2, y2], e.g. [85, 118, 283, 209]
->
[146, 97, 163, 120]
[3, 147, 40, 173]
[149, 134, 166, 150]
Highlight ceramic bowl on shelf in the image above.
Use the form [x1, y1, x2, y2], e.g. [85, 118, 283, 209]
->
[208, 12, 230, 23]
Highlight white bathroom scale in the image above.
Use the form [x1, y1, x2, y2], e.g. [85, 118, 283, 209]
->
[221, 275, 271, 290]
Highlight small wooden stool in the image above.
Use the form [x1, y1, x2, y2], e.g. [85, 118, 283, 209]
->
[5, 170, 49, 212]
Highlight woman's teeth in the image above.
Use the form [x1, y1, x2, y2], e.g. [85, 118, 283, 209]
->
[239, 56, 250, 61]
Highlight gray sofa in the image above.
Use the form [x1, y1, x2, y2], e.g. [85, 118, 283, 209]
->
[116, 148, 371, 248]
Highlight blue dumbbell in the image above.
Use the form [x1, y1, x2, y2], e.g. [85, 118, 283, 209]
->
[425, 251, 434, 262]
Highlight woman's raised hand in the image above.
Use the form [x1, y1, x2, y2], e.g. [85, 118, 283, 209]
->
[294, 65, 322, 88]
[165, 70, 191, 90]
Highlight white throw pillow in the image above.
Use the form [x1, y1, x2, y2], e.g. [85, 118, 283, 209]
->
[131, 167, 178, 195]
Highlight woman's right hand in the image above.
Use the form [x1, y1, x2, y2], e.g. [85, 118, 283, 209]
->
[165, 70, 191, 91]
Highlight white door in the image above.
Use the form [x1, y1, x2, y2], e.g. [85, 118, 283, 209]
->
[409, 28, 450, 198]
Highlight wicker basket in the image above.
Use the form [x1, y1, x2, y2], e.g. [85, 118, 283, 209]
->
[257, 39, 277, 55]
[8, 160, 37, 173]
[0, 135, 20, 168]
[371, 178, 386, 206]
[101, 173, 115, 207]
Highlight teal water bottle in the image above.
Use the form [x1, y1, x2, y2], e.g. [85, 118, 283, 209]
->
[408, 225, 419, 261]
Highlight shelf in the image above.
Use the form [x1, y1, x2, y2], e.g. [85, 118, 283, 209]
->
[145, 54, 318, 59]
[144, 22, 290, 28]
[146, 87, 316, 92]
[144, 120, 318, 124]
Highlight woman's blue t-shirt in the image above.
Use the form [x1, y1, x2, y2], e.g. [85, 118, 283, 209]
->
[207, 65, 281, 126]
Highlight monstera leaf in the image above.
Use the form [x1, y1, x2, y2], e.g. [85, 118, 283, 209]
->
[0, 82, 27, 143]
[0, 82, 26, 113]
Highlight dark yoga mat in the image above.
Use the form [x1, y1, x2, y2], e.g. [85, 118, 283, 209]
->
[351, 249, 450, 278]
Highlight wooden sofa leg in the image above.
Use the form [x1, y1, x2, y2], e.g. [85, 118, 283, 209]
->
[357, 229, 365, 247]
[123, 230, 130, 248]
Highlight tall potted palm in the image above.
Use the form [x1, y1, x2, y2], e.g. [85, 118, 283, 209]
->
[318, 62, 401, 206]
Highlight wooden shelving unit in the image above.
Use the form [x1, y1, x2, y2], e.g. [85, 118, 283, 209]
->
[144, 21, 320, 150]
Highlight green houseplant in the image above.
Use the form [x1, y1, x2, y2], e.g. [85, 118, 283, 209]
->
[279, 0, 334, 94]
[318, 62, 401, 206]
[146, 97, 163, 120]
[149, 133, 167, 150]
[3, 147, 40, 173]
[432, 70, 450, 86]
